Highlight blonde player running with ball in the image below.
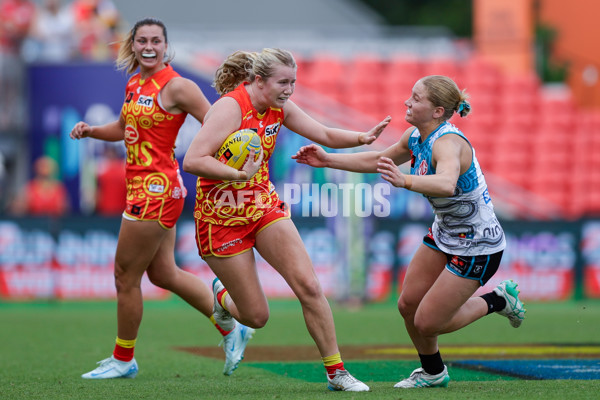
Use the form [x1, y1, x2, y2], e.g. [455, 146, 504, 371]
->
[183, 48, 391, 391]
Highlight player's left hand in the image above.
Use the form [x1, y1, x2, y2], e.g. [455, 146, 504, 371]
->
[359, 115, 391, 145]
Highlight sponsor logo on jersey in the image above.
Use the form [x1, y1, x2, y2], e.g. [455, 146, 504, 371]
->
[149, 184, 165, 193]
[125, 92, 134, 103]
[418, 159, 428, 175]
[137, 95, 154, 108]
[265, 122, 281, 137]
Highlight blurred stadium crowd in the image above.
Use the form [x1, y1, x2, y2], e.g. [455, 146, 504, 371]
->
[1, 0, 599, 221]
[0, 0, 123, 216]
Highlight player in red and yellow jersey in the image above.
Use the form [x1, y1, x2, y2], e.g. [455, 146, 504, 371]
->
[183, 48, 391, 392]
[194, 81, 287, 256]
[120, 62, 187, 228]
[70, 18, 252, 380]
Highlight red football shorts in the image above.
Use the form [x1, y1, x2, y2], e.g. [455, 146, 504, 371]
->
[123, 196, 184, 229]
[195, 201, 290, 258]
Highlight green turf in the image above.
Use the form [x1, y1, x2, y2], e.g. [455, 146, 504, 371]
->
[249, 360, 516, 383]
[1, 296, 599, 399]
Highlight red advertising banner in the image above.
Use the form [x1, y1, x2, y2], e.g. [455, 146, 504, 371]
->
[0, 217, 589, 301]
[582, 221, 600, 298]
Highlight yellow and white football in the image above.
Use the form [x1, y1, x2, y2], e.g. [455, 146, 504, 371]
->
[215, 129, 261, 170]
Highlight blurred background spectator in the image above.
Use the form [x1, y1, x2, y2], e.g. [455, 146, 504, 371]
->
[0, 0, 34, 131]
[10, 155, 70, 216]
[94, 144, 126, 216]
[23, 0, 76, 63]
[0, 0, 36, 55]
[70, 0, 121, 60]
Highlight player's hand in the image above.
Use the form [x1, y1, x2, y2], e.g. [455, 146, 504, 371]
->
[377, 156, 410, 188]
[70, 121, 92, 140]
[359, 115, 391, 145]
[291, 144, 330, 168]
[240, 147, 264, 179]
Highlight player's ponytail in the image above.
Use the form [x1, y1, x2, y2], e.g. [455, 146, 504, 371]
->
[421, 75, 471, 120]
[213, 51, 256, 95]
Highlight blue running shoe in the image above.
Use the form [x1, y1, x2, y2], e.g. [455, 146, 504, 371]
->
[221, 323, 255, 376]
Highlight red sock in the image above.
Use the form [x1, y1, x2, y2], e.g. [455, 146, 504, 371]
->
[211, 315, 233, 336]
[113, 343, 134, 362]
[325, 362, 345, 378]
[216, 289, 227, 309]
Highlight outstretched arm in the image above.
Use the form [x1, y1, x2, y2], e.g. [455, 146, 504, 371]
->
[283, 100, 391, 148]
[292, 143, 381, 172]
[293, 127, 412, 173]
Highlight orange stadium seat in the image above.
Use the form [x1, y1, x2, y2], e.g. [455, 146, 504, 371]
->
[384, 56, 422, 109]
[499, 90, 539, 118]
[346, 54, 385, 114]
[490, 144, 531, 183]
[348, 54, 385, 83]
[501, 113, 536, 135]
[422, 56, 462, 82]
[303, 53, 346, 101]
[292, 52, 311, 85]
[462, 55, 502, 93]
[529, 166, 570, 211]
[387, 55, 423, 85]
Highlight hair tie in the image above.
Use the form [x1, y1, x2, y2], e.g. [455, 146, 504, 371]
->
[457, 100, 470, 117]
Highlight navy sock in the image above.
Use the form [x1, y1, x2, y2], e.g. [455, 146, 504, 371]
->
[481, 292, 506, 315]
[418, 351, 445, 375]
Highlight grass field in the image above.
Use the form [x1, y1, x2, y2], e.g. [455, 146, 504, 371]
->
[1, 296, 599, 399]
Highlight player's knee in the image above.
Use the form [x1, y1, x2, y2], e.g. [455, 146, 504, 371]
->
[397, 295, 417, 319]
[114, 267, 141, 294]
[115, 271, 139, 293]
[146, 269, 172, 289]
[413, 314, 439, 338]
[293, 277, 323, 302]
[244, 309, 269, 329]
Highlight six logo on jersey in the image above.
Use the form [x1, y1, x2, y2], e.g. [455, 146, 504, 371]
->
[136, 95, 154, 108]
[265, 122, 281, 137]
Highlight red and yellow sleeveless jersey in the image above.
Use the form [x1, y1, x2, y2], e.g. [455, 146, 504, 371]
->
[121, 64, 188, 205]
[194, 83, 284, 226]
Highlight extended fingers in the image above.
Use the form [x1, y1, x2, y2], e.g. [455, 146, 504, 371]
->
[291, 144, 317, 159]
